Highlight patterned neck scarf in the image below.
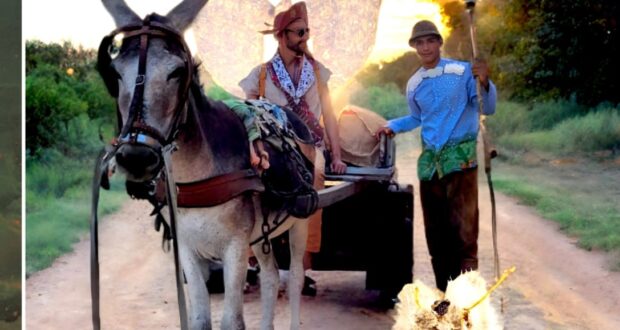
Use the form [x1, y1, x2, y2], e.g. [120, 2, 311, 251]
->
[267, 53, 324, 146]
[270, 53, 316, 105]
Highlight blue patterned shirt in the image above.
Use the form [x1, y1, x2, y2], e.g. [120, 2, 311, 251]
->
[387, 58, 497, 150]
[387, 58, 497, 179]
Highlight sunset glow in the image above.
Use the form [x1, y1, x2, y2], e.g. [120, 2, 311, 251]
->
[25, 0, 451, 93]
[369, 0, 451, 63]
[26, 0, 449, 62]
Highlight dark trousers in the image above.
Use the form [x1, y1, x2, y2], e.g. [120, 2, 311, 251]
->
[420, 168, 479, 291]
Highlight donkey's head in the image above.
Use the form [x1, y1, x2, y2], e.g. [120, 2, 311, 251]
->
[98, 0, 208, 181]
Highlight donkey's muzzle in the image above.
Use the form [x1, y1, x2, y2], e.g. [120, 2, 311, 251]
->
[115, 144, 163, 182]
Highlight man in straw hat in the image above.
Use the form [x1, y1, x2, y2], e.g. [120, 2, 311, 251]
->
[376, 20, 497, 291]
[239, 1, 347, 296]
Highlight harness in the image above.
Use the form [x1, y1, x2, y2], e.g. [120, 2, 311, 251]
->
[93, 15, 257, 330]
[92, 15, 318, 330]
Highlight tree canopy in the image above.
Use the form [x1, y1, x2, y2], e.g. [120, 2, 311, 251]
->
[355, 0, 619, 107]
[26, 41, 116, 154]
[444, 0, 619, 105]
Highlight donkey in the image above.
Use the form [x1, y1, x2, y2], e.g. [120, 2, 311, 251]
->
[99, 0, 313, 329]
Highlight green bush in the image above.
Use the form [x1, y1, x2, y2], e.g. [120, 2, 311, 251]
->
[553, 108, 620, 151]
[527, 98, 585, 130]
[26, 41, 125, 274]
[485, 101, 531, 136]
[498, 107, 620, 154]
[349, 83, 409, 120]
[26, 41, 115, 155]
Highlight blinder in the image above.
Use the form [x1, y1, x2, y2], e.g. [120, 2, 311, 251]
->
[97, 14, 194, 153]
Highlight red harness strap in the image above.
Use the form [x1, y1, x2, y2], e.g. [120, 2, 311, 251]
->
[176, 169, 264, 208]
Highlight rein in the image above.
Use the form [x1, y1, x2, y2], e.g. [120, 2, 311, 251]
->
[92, 15, 194, 330]
[90, 144, 189, 330]
[93, 14, 316, 329]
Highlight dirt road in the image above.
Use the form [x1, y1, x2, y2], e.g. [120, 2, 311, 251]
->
[27, 144, 620, 329]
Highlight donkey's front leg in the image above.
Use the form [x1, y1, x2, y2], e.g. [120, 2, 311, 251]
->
[180, 246, 212, 330]
[288, 221, 308, 330]
[221, 240, 247, 330]
[251, 240, 279, 330]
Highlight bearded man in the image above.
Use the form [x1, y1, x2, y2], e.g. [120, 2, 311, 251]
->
[239, 1, 347, 296]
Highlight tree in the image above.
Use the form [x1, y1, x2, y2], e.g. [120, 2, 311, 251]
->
[26, 41, 116, 155]
[440, 0, 620, 106]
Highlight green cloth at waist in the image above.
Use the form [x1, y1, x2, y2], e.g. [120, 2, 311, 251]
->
[418, 138, 478, 181]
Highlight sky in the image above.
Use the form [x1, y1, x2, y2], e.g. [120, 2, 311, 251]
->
[24, 0, 449, 63]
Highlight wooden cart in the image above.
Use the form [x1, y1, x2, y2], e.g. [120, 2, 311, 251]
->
[270, 135, 414, 304]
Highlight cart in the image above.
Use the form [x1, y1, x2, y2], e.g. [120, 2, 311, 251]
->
[270, 135, 414, 304]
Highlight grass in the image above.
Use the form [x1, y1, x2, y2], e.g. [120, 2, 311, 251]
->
[389, 98, 620, 270]
[487, 101, 620, 155]
[484, 100, 620, 269]
[26, 179, 125, 275]
[493, 158, 620, 270]
[26, 115, 127, 275]
[498, 109, 620, 154]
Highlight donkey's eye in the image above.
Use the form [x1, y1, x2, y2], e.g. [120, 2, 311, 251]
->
[167, 67, 185, 81]
[108, 33, 124, 59]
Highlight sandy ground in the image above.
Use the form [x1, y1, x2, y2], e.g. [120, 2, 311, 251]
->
[26, 144, 620, 329]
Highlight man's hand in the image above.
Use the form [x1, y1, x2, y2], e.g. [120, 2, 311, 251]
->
[330, 158, 347, 174]
[374, 126, 395, 140]
[472, 59, 490, 90]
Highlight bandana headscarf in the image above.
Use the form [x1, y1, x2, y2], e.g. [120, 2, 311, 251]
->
[260, 2, 308, 36]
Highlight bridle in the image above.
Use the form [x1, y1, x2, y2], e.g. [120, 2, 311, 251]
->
[97, 14, 194, 153]
[92, 15, 195, 330]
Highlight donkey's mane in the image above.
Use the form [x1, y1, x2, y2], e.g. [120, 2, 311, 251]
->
[185, 73, 251, 173]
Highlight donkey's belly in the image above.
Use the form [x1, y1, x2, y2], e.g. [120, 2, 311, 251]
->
[176, 197, 254, 260]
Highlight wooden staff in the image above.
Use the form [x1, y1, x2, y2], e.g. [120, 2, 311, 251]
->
[464, 0, 502, 295]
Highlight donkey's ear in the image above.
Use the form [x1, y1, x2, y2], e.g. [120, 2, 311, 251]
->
[166, 0, 209, 32]
[102, 0, 141, 27]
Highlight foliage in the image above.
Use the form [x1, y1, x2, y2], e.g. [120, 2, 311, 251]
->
[349, 83, 409, 120]
[440, 0, 620, 105]
[26, 41, 123, 274]
[483, 101, 531, 136]
[486, 99, 620, 154]
[26, 41, 116, 155]
[497, 107, 620, 154]
[355, 52, 420, 92]
[526, 98, 585, 131]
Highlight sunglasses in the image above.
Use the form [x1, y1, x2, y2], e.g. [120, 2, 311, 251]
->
[285, 28, 310, 38]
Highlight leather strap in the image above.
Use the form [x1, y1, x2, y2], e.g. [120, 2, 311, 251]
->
[311, 60, 326, 99]
[259, 63, 267, 98]
[177, 169, 264, 207]
[161, 144, 189, 330]
[90, 147, 118, 330]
